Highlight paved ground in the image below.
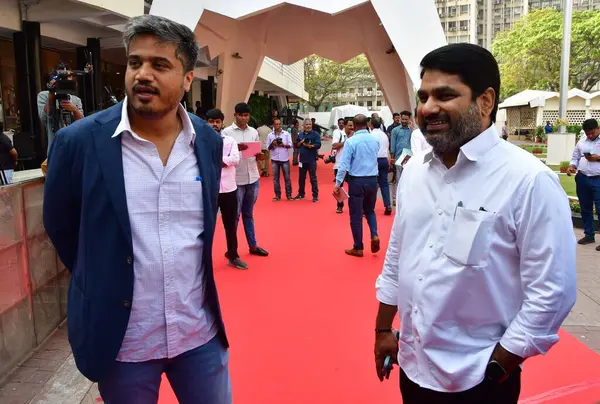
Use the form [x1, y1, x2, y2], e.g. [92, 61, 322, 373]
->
[1, 227, 599, 404]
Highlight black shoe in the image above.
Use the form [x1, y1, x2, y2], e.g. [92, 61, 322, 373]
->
[336, 207, 343, 214]
[312, 197, 319, 203]
[286, 195, 293, 201]
[384, 208, 392, 216]
[228, 257, 248, 270]
[249, 246, 269, 256]
[294, 195, 305, 200]
[272, 196, 281, 202]
[596, 244, 600, 251]
[578, 236, 595, 245]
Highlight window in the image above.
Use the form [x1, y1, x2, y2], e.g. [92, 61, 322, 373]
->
[358, 102, 364, 106]
[460, 5, 469, 13]
[377, 100, 382, 107]
[367, 101, 373, 107]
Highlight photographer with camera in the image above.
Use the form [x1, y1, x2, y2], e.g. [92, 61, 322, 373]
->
[328, 118, 354, 214]
[37, 64, 84, 152]
[293, 119, 321, 202]
[266, 117, 294, 201]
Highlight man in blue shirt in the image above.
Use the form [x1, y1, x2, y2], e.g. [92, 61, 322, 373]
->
[333, 114, 380, 257]
[294, 119, 321, 202]
[390, 110, 413, 204]
[544, 121, 553, 134]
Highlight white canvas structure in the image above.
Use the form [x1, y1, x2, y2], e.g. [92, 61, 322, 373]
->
[328, 105, 369, 129]
[150, 0, 446, 123]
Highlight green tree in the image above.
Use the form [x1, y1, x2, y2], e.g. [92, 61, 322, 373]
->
[492, 9, 600, 98]
[304, 55, 373, 111]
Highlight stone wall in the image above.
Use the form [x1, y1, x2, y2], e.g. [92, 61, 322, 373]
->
[0, 178, 68, 378]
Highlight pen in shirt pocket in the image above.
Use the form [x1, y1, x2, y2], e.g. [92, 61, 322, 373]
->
[453, 201, 463, 220]
[195, 176, 202, 182]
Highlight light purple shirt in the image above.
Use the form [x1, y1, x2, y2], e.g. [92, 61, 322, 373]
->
[265, 130, 292, 162]
[114, 99, 216, 362]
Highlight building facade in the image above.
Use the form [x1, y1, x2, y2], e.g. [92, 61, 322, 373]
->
[311, 81, 386, 112]
[435, 0, 600, 49]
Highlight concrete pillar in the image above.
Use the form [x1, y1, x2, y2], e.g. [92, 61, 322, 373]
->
[13, 21, 43, 164]
[547, 133, 576, 165]
[216, 36, 265, 125]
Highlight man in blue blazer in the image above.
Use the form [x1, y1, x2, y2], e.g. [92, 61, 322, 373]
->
[43, 15, 230, 404]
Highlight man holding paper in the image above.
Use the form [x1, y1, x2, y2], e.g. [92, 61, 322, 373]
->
[222, 103, 269, 257]
[333, 114, 380, 257]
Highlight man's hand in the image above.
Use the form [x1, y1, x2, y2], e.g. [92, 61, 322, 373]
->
[585, 154, 599, 162]
[567, 165, 577, 176]
[238, 143, 249, 151]
[333, 186, 341, 198]
[60, 100, 78, 113]
[256, 152, 265, 160]
[490, 343, 524, 376]
[401, 155, 411, 166]
[374, 332, 398, 381]
[222, 162, 228, 168]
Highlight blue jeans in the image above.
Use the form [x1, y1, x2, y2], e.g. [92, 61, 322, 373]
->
[98, 337, 231, 404]
[272, 160, 292, 198]
[298, 161, 318, 198]
[575, 173, 600, 238]
[377, 158, 392, 209]
[236, 181, 259, 248]
[347, 176, 378, 250]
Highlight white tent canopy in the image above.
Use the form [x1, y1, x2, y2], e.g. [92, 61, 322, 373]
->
[328, 104, 369, 129]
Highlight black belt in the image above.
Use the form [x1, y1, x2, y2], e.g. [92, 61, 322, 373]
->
[577, 172, 600, 179]
[348, 175, 377, 179]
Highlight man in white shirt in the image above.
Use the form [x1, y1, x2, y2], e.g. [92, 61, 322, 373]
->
[257, 123, 272, 177]
[567, 118, 600, 250]
[370, 117, 392, 215]
[331, 118, 354, 213]
[222, 103, 269, 257]
[266, 117, 294, 201]
[410, 127, 431, 156]
[374, 43, 576, 403]
[206, 108, 248, 270]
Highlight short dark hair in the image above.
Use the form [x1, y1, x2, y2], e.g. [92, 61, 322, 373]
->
[344, 118, 354, 126]
[583, 119, 599, 131]
[206, 108, 224, 121]
[338, 118, 345, 122]
[235, 103, 252, 114]
[420, 43, 501, 122]
[273, 117, 282, 124]
[123, 15, 200, 73]
[393, 112, 400, 118]
[371, 117, 382, 129]
[400, 110, 412, 117]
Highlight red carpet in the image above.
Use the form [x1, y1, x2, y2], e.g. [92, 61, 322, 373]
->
[158, 164, 600, 403]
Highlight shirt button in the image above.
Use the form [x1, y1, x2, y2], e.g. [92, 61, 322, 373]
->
[126, 256, 133, 265]
[429, 243, 433, 248]
[445, 178, 451, 184]
[437, 209, 442, 215]
[418, 275, 424, 281]
[123, 300, 131, 309]
[413, 307, 418, 314]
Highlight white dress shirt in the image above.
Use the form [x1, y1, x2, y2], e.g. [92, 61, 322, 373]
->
[376, 125, 576, 392]
[569, 135, 600, 176]
[222, 123, 260, 186]
[332, 129, 347, 169]
[220, 133, 240, 193]
[114, 99, 216, 362]
[372, 128, 389, 158]
[410, 128, 431, 156]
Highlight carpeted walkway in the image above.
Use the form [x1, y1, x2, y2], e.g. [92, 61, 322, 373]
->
[158, 164, 600, 403]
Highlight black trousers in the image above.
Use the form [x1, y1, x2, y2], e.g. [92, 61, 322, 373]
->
[298, 161, 318, 198]
[218, 190, 239, 259]
[400, 368, 521, 404]
[333, 169, 346, 209]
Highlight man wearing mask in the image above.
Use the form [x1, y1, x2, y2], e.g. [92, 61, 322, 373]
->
[294, 119, 321, 202]
[222, 103, 269, 257]
[206, 108, 248, 270]
[266, 117, 293, 201]
[567, 118, 600, 250]
[374, 44, 576, 404]
[331, 118, 354, 214]
[370, 117, 392, 215]
[44, 15, 232, 402]
[37, 64, 84, 152]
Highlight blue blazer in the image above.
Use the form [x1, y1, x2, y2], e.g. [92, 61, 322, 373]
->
[43, 103, 228, 382]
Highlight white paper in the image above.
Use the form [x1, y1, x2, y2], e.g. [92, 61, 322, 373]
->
[334, 187, 349, 203]
[395, 148, 414, 167]
[241, 142, 262, 159]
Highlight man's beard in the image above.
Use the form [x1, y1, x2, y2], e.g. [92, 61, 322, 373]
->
[421, 103, 483, 156]
[126, 85, 182, 120]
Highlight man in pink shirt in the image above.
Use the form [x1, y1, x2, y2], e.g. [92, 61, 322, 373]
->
[206, 108, 248, 269]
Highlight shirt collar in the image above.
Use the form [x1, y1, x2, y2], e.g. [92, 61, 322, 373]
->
[355, 129, 369, 135]
[424, 124, 500, 164]
[112, 97, 196, 143]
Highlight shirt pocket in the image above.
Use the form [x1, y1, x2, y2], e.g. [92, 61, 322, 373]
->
[443, 206, 495, 267]
[179, 181, 204, 213]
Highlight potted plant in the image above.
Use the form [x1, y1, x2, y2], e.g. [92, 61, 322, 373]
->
[559, 161, 570, 173]
[532, 147, 544, 155]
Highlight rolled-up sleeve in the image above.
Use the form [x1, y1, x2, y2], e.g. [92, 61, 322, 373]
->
[569, 140, 582, 168]
[376, 201, 403, 306]
[500, 171, 577, 359]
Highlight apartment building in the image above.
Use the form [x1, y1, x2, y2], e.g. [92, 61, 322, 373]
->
[315, 81, 387, 112]
[435, 0, 600, 49]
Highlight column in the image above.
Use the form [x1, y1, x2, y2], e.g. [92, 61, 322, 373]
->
[13, 21, 44, 164]
[76, 38, 101, 115]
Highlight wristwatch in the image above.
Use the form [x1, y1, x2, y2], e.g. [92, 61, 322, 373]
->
[485, 360, 508, 384]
